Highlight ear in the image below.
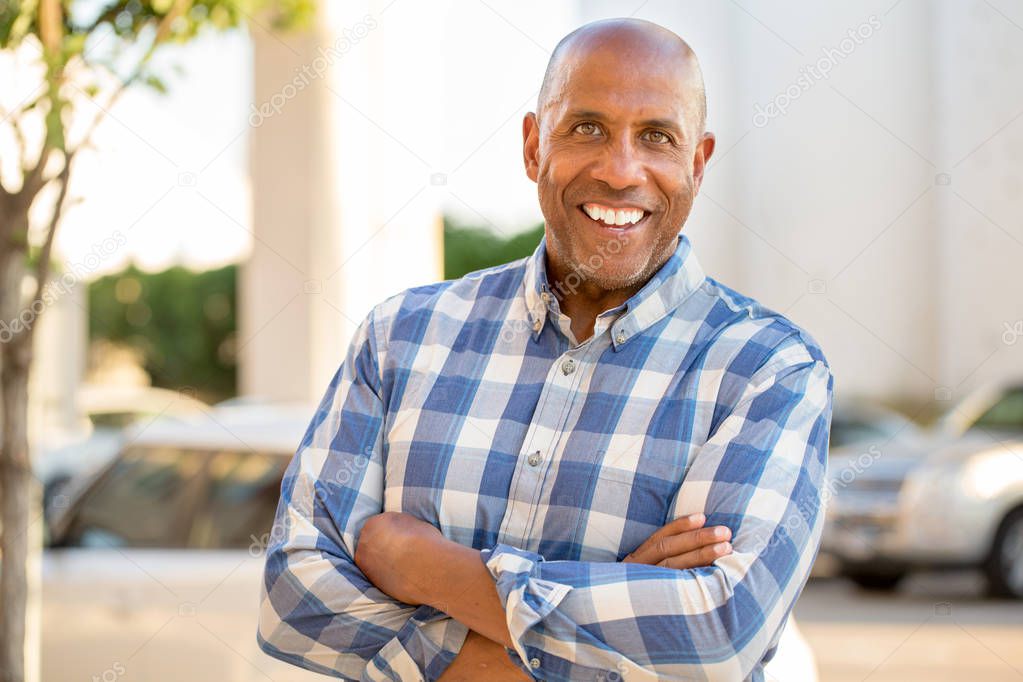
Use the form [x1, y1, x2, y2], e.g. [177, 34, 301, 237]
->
[522, 112, 540, 183]
[692, 131, 715, 195]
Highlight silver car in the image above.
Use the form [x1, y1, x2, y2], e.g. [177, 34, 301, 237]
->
[43, 402, 818, 681]
[35, 384, 208, 509]
[823, 382, 1023, 598]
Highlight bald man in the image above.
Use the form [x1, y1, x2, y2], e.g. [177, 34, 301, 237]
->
[259, 18, 832, 682]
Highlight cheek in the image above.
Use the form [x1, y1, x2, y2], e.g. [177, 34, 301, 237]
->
[656, 164, 695, 210]
[539, 147, 588, 195]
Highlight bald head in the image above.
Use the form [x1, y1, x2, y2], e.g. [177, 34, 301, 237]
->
[537, 18, 707, 136]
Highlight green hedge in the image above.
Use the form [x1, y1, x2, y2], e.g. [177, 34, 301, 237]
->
[87, 219, 545, 401]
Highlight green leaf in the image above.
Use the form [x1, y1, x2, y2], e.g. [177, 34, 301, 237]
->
[143, 73, 167, 94]
[45, 99, 66, 151]
[0, 1, 18, 46]
[63, 30, 86, 56]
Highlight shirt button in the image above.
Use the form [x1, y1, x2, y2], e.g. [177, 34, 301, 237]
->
[540, 292, 552, 304]
[532, 318, 542, 332]
[615, 330, 627, 344]
[527, 450, 541, 466]
[529, 657, 541, 669]
[561, 358, 576, 375]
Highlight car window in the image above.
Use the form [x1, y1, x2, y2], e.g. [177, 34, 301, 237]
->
[88, 411, 145, 429]
[828, 418, 890, 450]
[188, 450, 288, 550]
[972, 388, 1023, 431]
[62, 446, 206, 548]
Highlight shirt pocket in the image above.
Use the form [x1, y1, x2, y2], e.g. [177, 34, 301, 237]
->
[575, 443, 688, 558]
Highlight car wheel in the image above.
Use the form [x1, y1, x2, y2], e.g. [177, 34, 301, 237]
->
[985, 507, 1023, 599]
[842, 567, 906, 592]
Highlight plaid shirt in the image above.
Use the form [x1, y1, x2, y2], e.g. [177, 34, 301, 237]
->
[258, 232, 834, 681]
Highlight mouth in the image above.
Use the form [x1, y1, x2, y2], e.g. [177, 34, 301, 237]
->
[578, 202, 651, 233]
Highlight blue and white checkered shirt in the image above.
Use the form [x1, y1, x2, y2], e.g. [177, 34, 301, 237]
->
[258, 232, 833, 681]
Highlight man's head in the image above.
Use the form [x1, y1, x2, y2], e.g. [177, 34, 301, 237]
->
[523, 18, 714, 294]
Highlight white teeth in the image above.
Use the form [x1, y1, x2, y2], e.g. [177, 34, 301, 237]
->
[583, 204, 645, 227]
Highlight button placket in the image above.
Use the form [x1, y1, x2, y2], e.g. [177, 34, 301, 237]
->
[497, 341, 598, 549]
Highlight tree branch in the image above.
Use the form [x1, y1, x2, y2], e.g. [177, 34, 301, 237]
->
[9, 160, 72, 350]
[68, 0, 192, 158]
[16, 147, 58, 209]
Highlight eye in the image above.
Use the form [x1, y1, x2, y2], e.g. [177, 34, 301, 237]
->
[573, 122, 602, 136]
[642, 129, 672, 144]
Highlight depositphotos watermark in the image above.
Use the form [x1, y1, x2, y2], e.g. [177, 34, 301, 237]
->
[249, 14, 378, 127]
[91, 661, 126, 682]
[1003, 320, 1022, 345]
[752, 15, 882, 128]
[0, 230, 127, 344]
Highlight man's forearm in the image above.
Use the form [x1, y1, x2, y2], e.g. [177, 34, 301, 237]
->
[437, 631, 529, 681]
[415, 536, 514, 649]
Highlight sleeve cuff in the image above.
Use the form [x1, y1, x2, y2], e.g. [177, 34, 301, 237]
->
[480, 543, 572, 671]
[364, 605, 468, 681]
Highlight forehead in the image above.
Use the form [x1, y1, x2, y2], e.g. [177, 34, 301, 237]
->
[548, 47, 691, 124]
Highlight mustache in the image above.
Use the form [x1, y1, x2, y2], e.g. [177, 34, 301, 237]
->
[569, 191, 658, 212]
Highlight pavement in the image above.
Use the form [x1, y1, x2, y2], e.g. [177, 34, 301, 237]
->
[795, 572, 1023, 682]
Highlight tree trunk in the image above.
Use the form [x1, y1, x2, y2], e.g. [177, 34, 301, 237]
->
[0, 232, 35, 682]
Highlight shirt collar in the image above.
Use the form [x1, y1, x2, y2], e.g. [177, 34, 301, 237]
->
[522, 232, 706, 350]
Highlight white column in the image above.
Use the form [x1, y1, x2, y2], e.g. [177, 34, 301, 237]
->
[242, 1, 444, 403]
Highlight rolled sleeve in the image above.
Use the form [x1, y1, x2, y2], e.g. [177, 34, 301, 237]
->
[257, 307, 468, 681]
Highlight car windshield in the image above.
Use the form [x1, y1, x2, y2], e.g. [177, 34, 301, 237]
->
[971, 387, 1023, 432]
[57, 443, 288, 550]
[828, 415, 899, 450]
[61, 445, 206, 548]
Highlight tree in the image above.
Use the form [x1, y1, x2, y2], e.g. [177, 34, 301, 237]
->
[0, 2, 310, 680]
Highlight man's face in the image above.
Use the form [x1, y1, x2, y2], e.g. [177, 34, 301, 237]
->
[523, 45, 714, 292]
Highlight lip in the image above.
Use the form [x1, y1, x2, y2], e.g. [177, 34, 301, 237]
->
[576, 204, 651, 234]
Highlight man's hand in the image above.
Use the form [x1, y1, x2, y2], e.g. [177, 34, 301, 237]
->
[354, 511, 444, 605]
[623, 513, 732, 568]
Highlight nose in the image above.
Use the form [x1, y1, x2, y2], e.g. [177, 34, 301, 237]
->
[589, 134, 646, 190]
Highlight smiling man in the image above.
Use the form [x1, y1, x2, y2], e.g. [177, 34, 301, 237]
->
[258, 18, 833, 682]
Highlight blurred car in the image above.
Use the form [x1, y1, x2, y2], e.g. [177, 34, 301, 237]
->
[42, 402, 819, 681]
[34, 384, 208, 508]
[828, 397, 923, 454]
[823, 381, 1023, 598]
[43, 403, 316, 682]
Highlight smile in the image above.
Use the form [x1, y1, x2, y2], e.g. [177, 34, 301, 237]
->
[580, 202, 650, 229]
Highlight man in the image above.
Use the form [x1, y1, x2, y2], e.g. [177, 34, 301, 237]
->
[258, 17, 832, 682]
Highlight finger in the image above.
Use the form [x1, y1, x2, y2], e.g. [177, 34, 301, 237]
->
[629, 514, 706, 559]
[657, 541, 733, 570]
[653, 525, 731, 560]
[624, 514, 704, 564]
[628, 522, 730, 565]
[652, 513, 706, 540]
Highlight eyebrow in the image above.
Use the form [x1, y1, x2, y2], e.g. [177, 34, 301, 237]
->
[565, 109, 686, 136]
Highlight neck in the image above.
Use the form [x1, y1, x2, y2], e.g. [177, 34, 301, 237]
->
[546, 255, 645, 344]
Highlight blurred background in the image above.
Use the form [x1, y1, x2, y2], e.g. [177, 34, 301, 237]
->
[3, 0, 1022, 681]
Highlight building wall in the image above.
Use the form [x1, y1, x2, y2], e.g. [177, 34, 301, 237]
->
[579, 0, 1023, 411]
[241, 0, 1023, 408]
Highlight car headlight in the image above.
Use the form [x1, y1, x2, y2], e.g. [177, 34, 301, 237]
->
[960, 449, 1017, 500]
